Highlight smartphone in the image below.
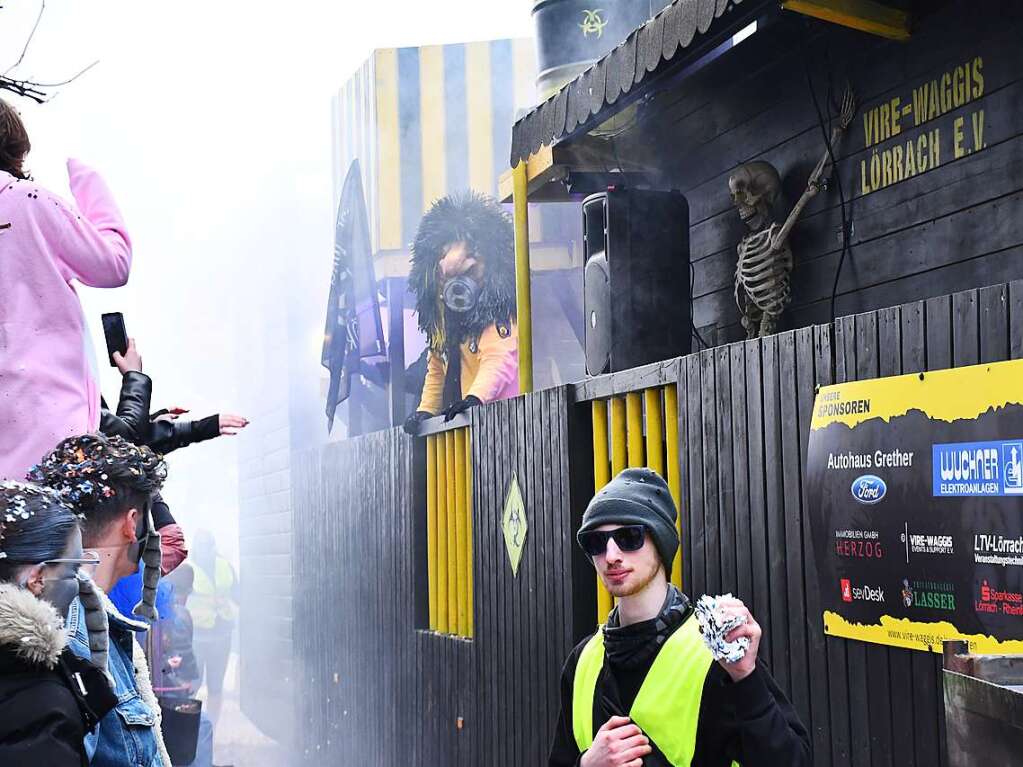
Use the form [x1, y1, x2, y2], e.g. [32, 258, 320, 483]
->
[101, 312, 128, 366]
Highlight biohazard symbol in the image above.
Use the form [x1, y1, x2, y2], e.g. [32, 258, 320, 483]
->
[579, 9, 608, 38]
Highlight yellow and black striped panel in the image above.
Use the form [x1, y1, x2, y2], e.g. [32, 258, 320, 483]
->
[333, 39, 537, 256]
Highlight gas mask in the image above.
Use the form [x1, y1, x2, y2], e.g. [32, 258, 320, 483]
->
[442, 275, 481, 313]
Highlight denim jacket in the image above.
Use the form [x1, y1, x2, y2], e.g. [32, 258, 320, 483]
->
[66, 596, 165, 767]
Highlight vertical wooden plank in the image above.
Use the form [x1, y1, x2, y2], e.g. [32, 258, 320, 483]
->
[610, 397, 627, 477]
[626, 391, 645, 468]
[685, 354, 706, 596]
[455, 428, 469, 637]
[715, 346, 737, 594]
[523, 392, 540, 766]
[676, 361, 694, 593]
[592, 400, 613, 622]
[825, 318, 851, 767]
[925, 295, 952, 370]
[978, 284, 1009, 364]
[778, 331, 809, 722]
[700, 350, 721, 596]
[745, 340, 771, 661]
[761, 334, 790, 691]
[856, 313, 894, 767]
[437, 431, 450, 634]
[664, 382, 684, 589]
[797, 326, 832, 767]
[952, 289, 980, 366]
[427, 436, 438, 630]
[1010, 281, 1023, 359]
[645, 387, 665, 477]
[446, 431, 459, 633]
[729, 343, 753, 605]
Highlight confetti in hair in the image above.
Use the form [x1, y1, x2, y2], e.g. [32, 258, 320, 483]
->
[0, 480, 79, 559]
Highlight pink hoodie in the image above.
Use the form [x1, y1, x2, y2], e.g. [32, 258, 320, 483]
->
[0, 159, 132, 480]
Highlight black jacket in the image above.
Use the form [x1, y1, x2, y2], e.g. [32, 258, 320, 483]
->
[0, 586, 117, 767]
[548, 612, 811, 767]
[99, 370, 220, 453]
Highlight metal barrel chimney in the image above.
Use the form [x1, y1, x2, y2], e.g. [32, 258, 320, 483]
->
[531, 0, 673, 99]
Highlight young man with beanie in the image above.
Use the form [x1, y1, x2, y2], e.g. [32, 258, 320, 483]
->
[548, 467, 811, 767]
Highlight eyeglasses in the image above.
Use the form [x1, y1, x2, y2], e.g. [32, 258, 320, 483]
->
[578, 525, 646, 557]
[41, 555, 101, 579]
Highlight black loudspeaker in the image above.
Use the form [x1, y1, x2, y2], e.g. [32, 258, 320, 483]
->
[582, 188, 691, 376]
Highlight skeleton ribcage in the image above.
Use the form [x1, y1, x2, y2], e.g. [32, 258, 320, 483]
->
[735, 223, 793, 316]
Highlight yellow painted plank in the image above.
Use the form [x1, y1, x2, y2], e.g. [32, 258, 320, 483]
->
[420, 46, 447, 211]
[664, 385, 683, 589]
[644, 388, 664, 476]
[782, 0, 910, 41]
[374, 49, 402, 250]
[626, 392, 644, 468]
[454, 428, 469, 637]
[610, 397, 627, 477]
[513, 162, 533, 394]
[435, 429, 449, 634]
[445, 430, 458, 633]
[591, 400, 613, 623]
[426, 435, 439, 630]
[466, 42, 494, 196]
[465, 428, 474, 638]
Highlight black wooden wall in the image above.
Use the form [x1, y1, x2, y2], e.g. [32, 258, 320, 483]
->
[292, 280, 1023, 765]
[621, 0, 1023, 343]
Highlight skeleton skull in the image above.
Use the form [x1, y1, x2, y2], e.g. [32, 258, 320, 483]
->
[728, 160, 781, 232]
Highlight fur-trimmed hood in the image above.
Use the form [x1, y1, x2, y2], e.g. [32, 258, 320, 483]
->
[409, 191, 516, 347]
[0, 583, 67, 669]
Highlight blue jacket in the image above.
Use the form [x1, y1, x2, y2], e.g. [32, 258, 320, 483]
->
[66, 595, 167, 767]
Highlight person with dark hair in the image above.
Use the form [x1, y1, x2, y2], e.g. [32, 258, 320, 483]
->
[32, 433, 173, 767]
[549, 468, 810, 767]
[0, 97, 134, 482]
[0, 480, 117, 766]
[403, 191, 519, 435]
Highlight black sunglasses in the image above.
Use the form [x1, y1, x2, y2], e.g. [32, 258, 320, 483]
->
[578, 525, 646, 556]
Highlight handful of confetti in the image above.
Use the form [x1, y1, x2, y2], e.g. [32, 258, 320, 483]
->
[695, 594, 750, 664]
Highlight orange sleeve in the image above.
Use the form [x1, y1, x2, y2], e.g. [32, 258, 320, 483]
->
[418, 348, 446, 414]
[466, 324, 519, 403]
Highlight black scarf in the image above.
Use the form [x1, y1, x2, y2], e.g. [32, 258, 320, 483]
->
[603, 585, 691, 670]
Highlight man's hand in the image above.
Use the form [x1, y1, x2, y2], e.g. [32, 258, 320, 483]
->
[580, 716, 651, 767]
[443, 395, 482, 421]
[112, 338, 142, 374]
[403, 410, 433, 436]
[715, 596, 761, 682]
[218, 414, 249, 436]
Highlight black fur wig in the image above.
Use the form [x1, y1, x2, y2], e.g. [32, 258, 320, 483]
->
[409, 191, 516, 348]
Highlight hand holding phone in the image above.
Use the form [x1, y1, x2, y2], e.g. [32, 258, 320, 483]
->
[101, 313, 128, 367]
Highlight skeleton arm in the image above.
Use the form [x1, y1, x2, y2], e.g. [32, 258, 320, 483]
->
[772, 87, 857, 252]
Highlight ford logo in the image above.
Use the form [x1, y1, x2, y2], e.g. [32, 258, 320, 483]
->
[851, 475, 887, 504]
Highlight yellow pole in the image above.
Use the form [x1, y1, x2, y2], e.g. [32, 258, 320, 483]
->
[513, 161, 533, 394]
[465, 429, 474, 638]
[610, 397, 627, 477]
[426, 435, 439, 631]
[626, 391, 644, 468]
[435, 431, 449, 634]
[454, 428, 469, 637]
[644, 388, 664, 476]
[664, 385, 683, 588]
[445, 431, 458, 632]
[591, 400, 613, 623]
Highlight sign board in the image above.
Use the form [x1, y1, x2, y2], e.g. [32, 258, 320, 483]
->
[807, 359, 1023, 653]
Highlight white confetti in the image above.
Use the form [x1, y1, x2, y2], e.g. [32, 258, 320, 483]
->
[695, 593, 750, 664]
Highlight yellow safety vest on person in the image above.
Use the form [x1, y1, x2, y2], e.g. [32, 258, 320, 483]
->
[572, 617, 740, 767]
[189, 558, 238, 631]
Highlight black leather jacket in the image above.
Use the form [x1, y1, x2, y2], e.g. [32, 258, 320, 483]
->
[99, 371, 219, 454]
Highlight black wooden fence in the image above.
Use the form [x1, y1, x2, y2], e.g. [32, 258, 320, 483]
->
[291, 279, 1023, 766]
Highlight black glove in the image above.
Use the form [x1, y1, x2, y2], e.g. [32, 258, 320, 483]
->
[443, 395, 482, 422]
[403, 410, 433, 436]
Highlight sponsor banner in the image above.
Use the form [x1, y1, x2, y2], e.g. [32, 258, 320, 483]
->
[808, 359, 1023, 654]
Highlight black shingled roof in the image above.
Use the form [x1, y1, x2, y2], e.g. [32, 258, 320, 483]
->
[510, 0, 755, 167]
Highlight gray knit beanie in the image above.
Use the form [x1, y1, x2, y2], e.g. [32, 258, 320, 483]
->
[578, 467, 679, 571]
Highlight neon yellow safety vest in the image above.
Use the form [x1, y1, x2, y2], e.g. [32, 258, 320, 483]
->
[572, 617, 740, 767]
[189, 558, 237, 630]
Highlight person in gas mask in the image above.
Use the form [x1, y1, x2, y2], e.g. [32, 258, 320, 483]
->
[403, 192, 518, 435]
[32, 433, 173, 767]
[0, 481, 117, 765]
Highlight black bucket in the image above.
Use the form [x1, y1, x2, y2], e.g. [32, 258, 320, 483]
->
[532, 0, 673, 98]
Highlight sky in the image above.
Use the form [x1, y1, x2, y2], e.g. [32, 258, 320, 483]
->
[0, 0, 535, 564]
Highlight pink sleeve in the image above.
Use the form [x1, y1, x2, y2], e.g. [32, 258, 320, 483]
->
[159, 524, 189, 575]
[51, 158, 132, 287]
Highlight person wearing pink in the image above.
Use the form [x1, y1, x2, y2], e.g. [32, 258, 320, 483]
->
[0, 99, 132, 481]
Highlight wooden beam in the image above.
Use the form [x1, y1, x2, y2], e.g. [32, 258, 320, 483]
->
[782, 0, 911, 41]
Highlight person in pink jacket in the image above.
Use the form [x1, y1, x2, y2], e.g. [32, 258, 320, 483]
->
[0, 99, 132, 480]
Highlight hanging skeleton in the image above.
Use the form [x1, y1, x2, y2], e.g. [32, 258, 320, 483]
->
[731, 87, 856, 338]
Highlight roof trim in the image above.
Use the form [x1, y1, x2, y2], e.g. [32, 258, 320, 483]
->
[510, 0, 752, 166]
